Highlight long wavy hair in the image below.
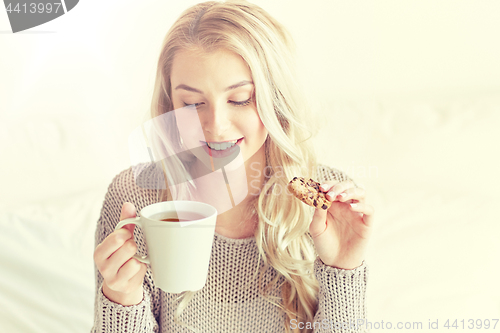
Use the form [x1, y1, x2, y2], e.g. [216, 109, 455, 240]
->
[147, 1, 323, 332]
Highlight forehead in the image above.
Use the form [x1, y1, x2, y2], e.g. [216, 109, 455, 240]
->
[170, 49, 252, 88]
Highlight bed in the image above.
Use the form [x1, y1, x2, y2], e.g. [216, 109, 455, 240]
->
[1, 0, 499, 331]
[2, 92, 499, 332]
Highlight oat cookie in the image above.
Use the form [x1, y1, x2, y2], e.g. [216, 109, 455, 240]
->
[287, 177, 331, 210]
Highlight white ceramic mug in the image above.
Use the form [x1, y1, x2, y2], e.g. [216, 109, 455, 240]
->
[115, 201, 217, 293]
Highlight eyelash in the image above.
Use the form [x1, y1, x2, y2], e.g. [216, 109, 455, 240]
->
[183, 98, 252, 108]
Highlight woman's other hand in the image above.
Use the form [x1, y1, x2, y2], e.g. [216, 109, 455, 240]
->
[309, 181, 375, 270]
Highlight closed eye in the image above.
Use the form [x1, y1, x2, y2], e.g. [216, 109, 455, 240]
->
[183, 98, 252, 108]
[183, 102, 204, 107]
[229, 98, 252, 106]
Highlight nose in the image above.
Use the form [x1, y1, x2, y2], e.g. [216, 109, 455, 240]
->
[201, 103, 231, 138]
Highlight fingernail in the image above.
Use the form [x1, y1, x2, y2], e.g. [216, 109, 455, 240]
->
[340, 193, 347, 199]
[350, 203, 357, 208]
[320, 183, 329, 191]
[327, 191, 335, 198]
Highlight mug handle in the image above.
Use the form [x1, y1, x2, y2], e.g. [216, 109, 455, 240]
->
[114, 217, 150, 264]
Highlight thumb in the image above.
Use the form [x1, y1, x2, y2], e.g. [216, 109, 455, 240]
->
[120, 202, 137, 235]
[309, 207, 328, 238]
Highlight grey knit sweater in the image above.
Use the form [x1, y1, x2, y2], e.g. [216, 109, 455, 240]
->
[92, 164, 369, 332]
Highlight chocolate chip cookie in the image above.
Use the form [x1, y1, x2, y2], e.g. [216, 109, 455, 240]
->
[287, 177, 331, 210]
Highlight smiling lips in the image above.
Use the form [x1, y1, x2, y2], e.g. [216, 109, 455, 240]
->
[199, 137, 243, 160]
[202, 138, 243, 151]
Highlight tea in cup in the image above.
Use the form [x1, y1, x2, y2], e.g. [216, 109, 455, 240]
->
[114, 201, 217, 293]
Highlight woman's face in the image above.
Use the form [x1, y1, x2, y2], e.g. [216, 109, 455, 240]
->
[170, 48, 268, 169]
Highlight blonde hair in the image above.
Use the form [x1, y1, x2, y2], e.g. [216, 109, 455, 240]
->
[148, 1, 322, 332]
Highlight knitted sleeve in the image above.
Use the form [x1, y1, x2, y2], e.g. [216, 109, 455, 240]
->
[91, 169, 160, 333]
[312, 165, 369, 333]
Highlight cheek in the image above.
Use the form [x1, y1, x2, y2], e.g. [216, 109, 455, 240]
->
[256, 120, 268, 141]
[254, 110, 268, 135]
[242, 110, 268, 143]
[174, 107, 204, 148]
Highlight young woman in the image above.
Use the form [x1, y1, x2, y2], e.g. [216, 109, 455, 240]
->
[92, 1, 374, 332]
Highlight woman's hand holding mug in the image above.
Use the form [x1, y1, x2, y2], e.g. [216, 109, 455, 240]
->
[93, 202, 148, 306]
[95, 200, 217, 299]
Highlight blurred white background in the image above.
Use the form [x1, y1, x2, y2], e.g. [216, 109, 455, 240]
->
[1, 1, 499, 332]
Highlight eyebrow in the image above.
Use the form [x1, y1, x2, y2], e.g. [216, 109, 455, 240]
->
[174, 80, 253, 94]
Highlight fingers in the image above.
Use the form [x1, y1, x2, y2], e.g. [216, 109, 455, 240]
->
[95, 233, 146, 295]
[94, 228, 133, 263]
[118, 258, 147, 283]
[102, 239, 139, 278]
[94, 202, 148, 304]
[349, 202, 375, 226]
[95, 201, 137, 264]
[309, 206, 328, 238]
[319, 180, 339, 193]
[320, 180, 375, 225]
[120, 202, 137, 220]
[94, 203, 140, 285]
[125, 262, 148, 294]
[120, 202, 137, 235]
[111, 258, 147, 294]
[321, 181, 364, 202]
[336, 187, 366, 203]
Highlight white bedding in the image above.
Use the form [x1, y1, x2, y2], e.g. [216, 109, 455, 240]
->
[0, 188, 105, 332]
[337, 95, 500, 330]
[2, 1, 500, 330]
[1, 93, 499, 332]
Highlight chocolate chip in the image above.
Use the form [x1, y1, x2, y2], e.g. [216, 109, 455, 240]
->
[321, 204, 328, 210]
[313, 199, 317, 206]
